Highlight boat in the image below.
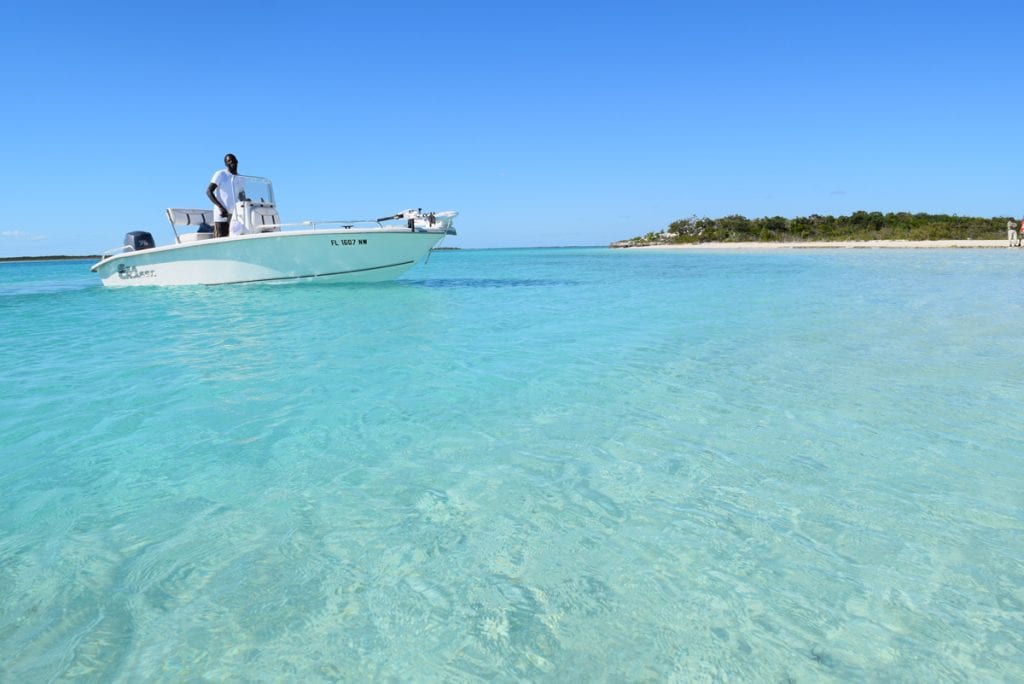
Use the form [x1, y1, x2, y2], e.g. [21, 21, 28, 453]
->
[91, 175, 457, 287]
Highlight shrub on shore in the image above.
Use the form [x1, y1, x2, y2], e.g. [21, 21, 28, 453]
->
[615, 212, 1011, 246]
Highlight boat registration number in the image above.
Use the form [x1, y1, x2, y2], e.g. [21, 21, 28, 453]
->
[330, 239, 368, 246]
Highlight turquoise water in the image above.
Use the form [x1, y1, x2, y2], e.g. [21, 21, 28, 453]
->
[1, 248, 1022, 681]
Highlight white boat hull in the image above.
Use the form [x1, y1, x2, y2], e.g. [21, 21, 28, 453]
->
[91, 228, 445, 287]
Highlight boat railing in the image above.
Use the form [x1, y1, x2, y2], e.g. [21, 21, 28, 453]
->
[248, 218, 450, 232]
[264, 211, 457, 233]
[264, 219, 378, 230]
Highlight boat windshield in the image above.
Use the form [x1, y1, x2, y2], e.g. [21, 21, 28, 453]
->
[236, 175, 274, 205]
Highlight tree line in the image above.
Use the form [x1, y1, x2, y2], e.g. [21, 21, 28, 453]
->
[621, 211, 1013, 245]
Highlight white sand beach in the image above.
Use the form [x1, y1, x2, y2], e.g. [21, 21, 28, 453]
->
[627, 240, 1012, 250]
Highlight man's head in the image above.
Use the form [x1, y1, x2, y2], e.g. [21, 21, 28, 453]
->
[224, 154, 238, 174]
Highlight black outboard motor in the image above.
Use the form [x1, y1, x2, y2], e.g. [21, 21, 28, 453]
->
[124, 231, 155, 251]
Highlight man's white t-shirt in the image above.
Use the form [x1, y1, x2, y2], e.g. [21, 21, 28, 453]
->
[210, 169, 248, 234]
[210, 169, 238, 221]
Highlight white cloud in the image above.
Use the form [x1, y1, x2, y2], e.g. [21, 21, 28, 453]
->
[1, 230, 46, 241]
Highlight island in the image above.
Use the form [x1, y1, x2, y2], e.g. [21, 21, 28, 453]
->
[0, 255, 100, 262]
[612, 211, 1014, 248]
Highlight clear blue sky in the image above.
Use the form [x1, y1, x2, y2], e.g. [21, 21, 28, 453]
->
[1, 0, 1020, 256]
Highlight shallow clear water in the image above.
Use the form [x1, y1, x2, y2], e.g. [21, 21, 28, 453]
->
[1, 249, 1022, 681]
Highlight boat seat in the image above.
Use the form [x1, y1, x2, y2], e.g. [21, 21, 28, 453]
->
[166, 208, 214, 228]
[166, 208, 216, 243]
[247, 205, 281, 233]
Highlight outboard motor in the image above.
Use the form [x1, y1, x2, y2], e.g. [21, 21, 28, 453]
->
[124, 231, 155, 251]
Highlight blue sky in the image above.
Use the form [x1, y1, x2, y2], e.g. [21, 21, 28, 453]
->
[0, 0, 1020, 256]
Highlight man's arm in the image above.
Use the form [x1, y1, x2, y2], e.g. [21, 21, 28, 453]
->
[207, 182, 229, 217]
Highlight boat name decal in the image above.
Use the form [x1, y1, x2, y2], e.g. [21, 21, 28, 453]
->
[117, 263, 156, 280]
[330, 239, 368, 246]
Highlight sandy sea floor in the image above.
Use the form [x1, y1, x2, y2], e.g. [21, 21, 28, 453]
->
[2, 251, 1023, 680]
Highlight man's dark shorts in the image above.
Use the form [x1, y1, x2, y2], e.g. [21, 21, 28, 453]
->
[214, 221, 229, 238]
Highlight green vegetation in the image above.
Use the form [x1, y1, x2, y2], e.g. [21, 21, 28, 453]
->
[615, 211, 1012, 246]
[0, 255, 99, 262]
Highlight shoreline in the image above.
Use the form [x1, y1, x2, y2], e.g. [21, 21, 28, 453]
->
[0, 256, 99, 263]
[620, 239, 1012, 250]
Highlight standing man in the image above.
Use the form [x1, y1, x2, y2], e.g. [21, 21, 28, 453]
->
[207, 154, 239, 238]
[1009, 218, 1020, 248]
